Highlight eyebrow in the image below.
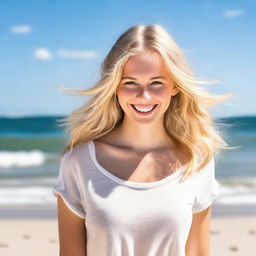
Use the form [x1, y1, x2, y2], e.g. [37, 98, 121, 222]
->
[121, 76, 166, 80]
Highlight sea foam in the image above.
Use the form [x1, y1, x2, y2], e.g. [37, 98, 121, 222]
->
[0, 150, 46, 167]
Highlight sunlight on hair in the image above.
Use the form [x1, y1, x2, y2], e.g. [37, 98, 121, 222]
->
[50, 24, 238, 181]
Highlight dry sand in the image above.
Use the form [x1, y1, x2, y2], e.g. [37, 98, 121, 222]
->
[0, 216, 255, 256]
[211, 216, 256, 256]
[0, 219, 58, 256]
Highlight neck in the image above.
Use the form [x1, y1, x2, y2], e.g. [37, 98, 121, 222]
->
[111, 116, 175, 153]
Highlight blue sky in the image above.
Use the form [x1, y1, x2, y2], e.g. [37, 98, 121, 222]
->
[1, 0, 255, 118]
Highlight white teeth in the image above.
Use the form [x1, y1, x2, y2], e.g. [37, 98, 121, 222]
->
[133, 105, 155, 112]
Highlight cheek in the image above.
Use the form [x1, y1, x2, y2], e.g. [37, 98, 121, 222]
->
[116, 87, 135, 101]
[151, 87, 172, 102]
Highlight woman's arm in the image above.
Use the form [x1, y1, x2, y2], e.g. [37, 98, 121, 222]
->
[185, 206, 212, 256]
[57, 195, 87, 256]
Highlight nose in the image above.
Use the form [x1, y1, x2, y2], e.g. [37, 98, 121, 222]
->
[136, 86, 152, 100]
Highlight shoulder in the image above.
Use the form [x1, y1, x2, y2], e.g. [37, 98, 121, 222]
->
[198, 156, 215, 174]
[61, 140, 91, 165]
[191, 155, 216, 182]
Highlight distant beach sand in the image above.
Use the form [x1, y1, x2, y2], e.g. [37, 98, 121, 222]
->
[0, 208, 255, 256]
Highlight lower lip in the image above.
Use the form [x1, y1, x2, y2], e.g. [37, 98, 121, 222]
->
[130, 104, 158, 115]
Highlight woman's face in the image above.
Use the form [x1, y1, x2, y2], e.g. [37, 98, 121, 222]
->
[116, 49, 179, 124]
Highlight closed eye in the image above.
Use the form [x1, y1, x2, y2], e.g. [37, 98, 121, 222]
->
[123, 81, 164, 85]
[151, 81, 163, 85]
[124, 81, 137, 85]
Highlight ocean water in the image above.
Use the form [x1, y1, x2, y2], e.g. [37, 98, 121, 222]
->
[0, 115, 255, 214]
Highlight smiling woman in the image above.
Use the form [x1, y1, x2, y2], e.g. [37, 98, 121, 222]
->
[53, 24, 235, 256]
[115, 49, 179, 123]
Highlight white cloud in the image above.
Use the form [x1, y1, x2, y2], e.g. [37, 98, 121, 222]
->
[223, 9, 244, 18]
[56, 49, 97, 59]
[10, 25, 32, 34]
[34, 48, 52, 60]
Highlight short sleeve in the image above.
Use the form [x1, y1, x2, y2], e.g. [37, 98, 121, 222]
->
[192, 156, 220, 214]
[52, 151, 86, 219]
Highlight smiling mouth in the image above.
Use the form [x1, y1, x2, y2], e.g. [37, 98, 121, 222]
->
[130, 104, 158, 114]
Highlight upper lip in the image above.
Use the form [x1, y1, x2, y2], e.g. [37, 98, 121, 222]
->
[130, 104, 158, 107]
[130, 104, 158, 111]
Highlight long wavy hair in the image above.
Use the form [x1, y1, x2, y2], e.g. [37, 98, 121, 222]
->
[53, 24, 237, 181]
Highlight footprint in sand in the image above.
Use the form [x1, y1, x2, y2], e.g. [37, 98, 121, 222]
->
[210, 230, 220, 235]
[49, 239, 57, 243]
[248, 229, 256, 235]
[22, 234, 31, 239]
[0, 242, 8, 248]
[229, 245, 239, 251]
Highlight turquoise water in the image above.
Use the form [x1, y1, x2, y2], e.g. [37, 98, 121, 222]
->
[0, 115, 255, 207]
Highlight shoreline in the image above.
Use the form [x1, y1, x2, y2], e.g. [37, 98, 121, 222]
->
[0, 215, 255, 256]
[0, 203, 255, 256]
[0, 203, 255, 219]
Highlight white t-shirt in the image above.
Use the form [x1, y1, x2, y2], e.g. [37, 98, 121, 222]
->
[53, 140, 220, 256]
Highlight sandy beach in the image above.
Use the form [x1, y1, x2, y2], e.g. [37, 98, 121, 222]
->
[211, 216, 256, 256]
[0, 207, 255, 256]
[0, 219, 59, 256]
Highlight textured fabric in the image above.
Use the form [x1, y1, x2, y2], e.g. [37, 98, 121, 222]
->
[52, 140, 220, 256]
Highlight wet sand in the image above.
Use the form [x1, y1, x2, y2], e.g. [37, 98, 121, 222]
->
[0, 204, 255, 255]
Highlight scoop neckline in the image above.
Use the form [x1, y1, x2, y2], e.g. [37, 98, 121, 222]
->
[87, 140, 185, 189]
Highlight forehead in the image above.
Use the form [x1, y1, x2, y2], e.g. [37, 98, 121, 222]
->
[122, 50, 169, 77]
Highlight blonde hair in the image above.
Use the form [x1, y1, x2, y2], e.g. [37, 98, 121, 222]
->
[53, 24, 237, 181]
